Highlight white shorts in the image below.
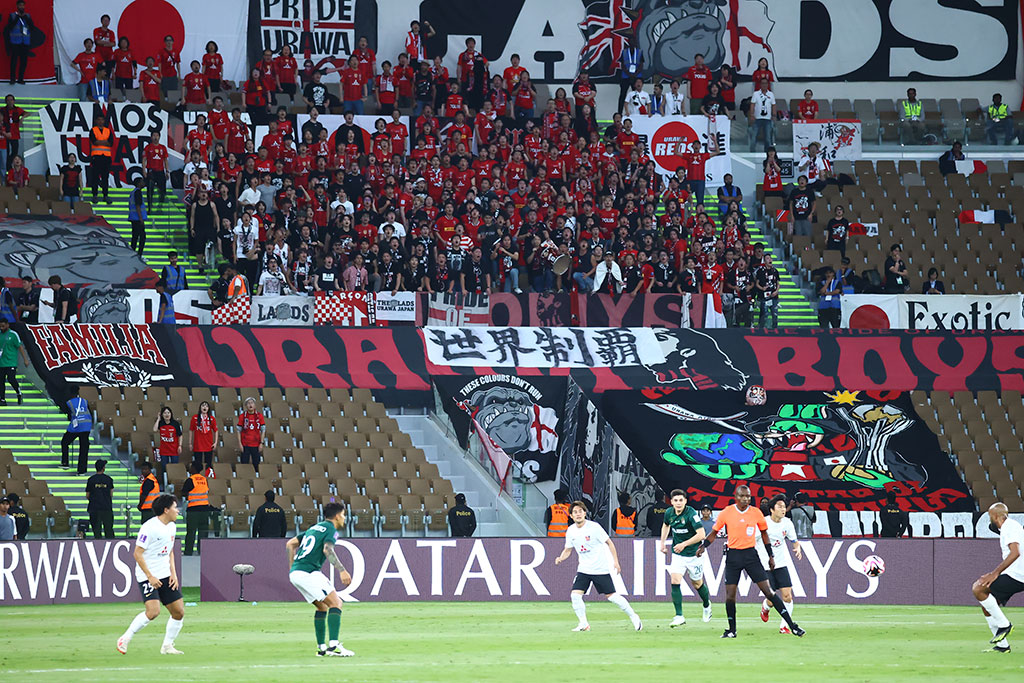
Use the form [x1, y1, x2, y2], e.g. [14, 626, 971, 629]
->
[669, 553, 704, 580]
[289, 570, 336, 604]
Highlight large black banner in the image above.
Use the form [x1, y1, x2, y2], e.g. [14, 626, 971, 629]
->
[434, 375, 566, 482]
[599, 389, 974, 512]
[17, 324, 1024, 396]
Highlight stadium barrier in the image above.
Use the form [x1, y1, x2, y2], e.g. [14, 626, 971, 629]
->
[200, 537, 1004, 606]
[0, 539, 181, 606]
[842, 294, 1024, 330]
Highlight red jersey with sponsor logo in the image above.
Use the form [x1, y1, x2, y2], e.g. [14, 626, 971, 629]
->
[189, 414, 218, 452]
[184, 72, 208, 105]
[158, 421, 182, 457]
[140, 70, 161, 101]
[275, 55, 297, 85]
[238, 411, 265, 447]
[203, 52, 223, 81]
[144, 143, 168, 172]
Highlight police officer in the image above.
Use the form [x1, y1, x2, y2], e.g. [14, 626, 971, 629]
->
[180, 462, 214, 554]
[612, 491, 637, 537]
[137, 460, 160, 523]
[646, 488, 669, 538]
[6, 492, 27, 540]
[447, 493, 477, 537]
[85, 459, 115, 538]
[878, 490, 909, 538]
[251, 490, 286, 538]
[544, 489, 570, 537]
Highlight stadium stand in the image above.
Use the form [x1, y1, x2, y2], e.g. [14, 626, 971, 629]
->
[80, 385, 457, 537]
[766, 159, 1023, 296]
[913, 391, 1024, 511]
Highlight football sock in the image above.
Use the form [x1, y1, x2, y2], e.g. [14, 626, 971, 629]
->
[671, 584, 683, 616]
[769, 593, 795, 628]
[725, 601, 736, 632]
[314, 611, 327, 649]
[783, 601, 794, 626]
[697, 583, 711, 608]
[327, 607, 342, 645]
[126, 611, 151, 637]
[163, 617, 183, 646]
[979, 596, 1010, 628]
[607, 594, 636, 618]
[571, 593, 587, 623]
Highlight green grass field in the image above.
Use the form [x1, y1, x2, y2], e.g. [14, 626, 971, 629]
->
[1, 590, 1022, 682]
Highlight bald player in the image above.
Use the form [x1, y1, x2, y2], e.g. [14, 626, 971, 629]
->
[972, 502, 1023, 653]
[697, 485, 804, 638]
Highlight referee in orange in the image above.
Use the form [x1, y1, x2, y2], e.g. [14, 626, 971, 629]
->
[697, 484, 805, 638]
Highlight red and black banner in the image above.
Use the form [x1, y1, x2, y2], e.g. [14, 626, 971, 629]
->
[18, 324, 1024, 396]
[597, 389, 974, 512]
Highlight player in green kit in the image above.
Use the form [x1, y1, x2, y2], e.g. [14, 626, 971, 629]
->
[286, 503, 354, 657]
[659, 489, 712, 626]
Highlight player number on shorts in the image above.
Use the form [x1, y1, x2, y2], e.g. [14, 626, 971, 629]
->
[295, 534, 317, 560]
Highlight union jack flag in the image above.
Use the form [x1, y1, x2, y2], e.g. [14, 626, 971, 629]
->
[577, 0, 636, 74]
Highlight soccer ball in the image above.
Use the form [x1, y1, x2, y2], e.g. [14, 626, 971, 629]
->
[862, 555, 885, 577]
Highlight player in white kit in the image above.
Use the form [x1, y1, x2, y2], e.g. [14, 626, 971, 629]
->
[554, 501, 643, 632]
[117, 494, 186, 655]
[757, 495, 802, 633]
[972, 502, 1024, 653]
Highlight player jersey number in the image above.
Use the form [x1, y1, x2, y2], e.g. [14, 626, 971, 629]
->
[295, 534, 318, 560]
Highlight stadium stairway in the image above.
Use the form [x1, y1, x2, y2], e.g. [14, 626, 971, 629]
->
[392, 413, 543, 535]
[700, 194, 817, 326]
[90, 188, 210, 287]
[0, 374, 136, 536]
[13, 96, 76, 147]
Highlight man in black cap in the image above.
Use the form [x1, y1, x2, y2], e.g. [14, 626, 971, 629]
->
[86, 459, 115, 538]
[252, 490, 287, 538]
[6, 492, 27, 539]
[699, 504, 714, 536]
[0, 497, 16, 540]
[878, 490, 909, 538]
[447, 493, 477, 537]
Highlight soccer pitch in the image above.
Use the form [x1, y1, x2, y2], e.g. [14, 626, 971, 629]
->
[1, 595, 1022, 682]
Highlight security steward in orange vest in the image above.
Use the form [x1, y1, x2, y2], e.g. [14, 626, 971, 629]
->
[180, 461, 215, 555]
[544, 489, 570, 537]
[88, 113, 115, 204]
[138, 460, 160, 523]
[612, 491, 637, 537]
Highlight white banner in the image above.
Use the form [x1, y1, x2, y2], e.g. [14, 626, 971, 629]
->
[625, 115, 732, 186]
[424, 327, 667, 368]
[171, 290, 213, 325]
[53, 0, 249, 85]
[842, 294, 1024, 330]
[39, 288, 213, 324]
[426, 293, 489, 327]
[793, 119, 862, 161]
[249, 295, 314, 326]
[374, 292, 417, 322]
[296, 114, 411, 156]
[39, 102, 169, 187]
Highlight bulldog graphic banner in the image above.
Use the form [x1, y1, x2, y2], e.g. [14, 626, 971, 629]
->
[598, 389, 974, 512]
[374, 1, 1018, 87]
[435, 374, 566, 482]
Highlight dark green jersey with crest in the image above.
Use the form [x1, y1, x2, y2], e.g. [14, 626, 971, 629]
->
[664, 505, 701, 557]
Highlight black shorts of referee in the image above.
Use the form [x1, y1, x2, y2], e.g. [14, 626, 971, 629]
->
[724, 547, 768, 585]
